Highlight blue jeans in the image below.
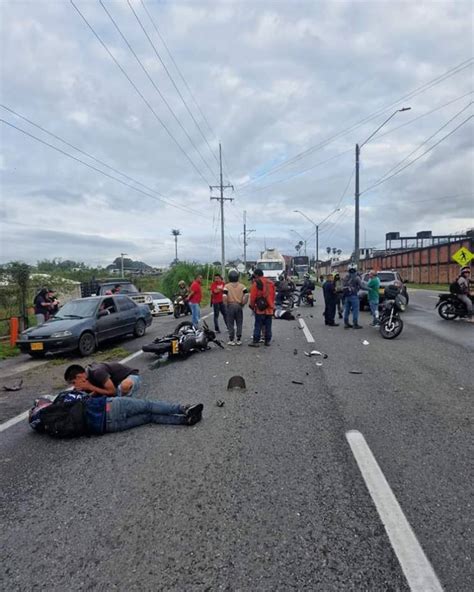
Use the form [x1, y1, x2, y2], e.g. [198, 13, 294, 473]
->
[369, 300, 379, 322]
[189, 302, 201, 327]
[117, 374, 141, 397]
[344, 295, 359, 325]
[105, 398, 187, 432]
[213, 302, 227, 331]
[253, 314, 272, 343]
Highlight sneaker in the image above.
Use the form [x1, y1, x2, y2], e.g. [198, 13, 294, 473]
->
[227, 340, 236, 346]
[235, 340, 242, 346]
[264, 341, 271, 347]
[259, 337, 265, 343]
[353, 324, 363, 329]
[184, 403, 203, 425]
[248, 342, 260, 348]
[344, 323, 353, 329]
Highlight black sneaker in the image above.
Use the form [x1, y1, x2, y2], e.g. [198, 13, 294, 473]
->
[248, 342, 260, 348]
[353, 324, 363, 329]
[264, 342, 271, 347]
[185, 403, 203, 425]
[344, 323, 353, 329]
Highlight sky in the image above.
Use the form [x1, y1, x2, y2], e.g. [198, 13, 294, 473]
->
[1, 0, 473, 268]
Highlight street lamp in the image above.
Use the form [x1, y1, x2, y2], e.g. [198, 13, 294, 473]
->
[290, 230, 307, 255]
[293, 208, 341, 277]
[354, 107, 411, 265]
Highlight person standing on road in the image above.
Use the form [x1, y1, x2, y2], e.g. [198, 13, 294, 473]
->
[342, 264, 363, 329]
[323, 274, 339, 326]
[366, 270, 381, 326]
[249, 269, 275, 347]
[223, 269, 249, 346]
[210, 273, 227, 333]
[188, 274, 203, 328]
[64, 362, 142, 397]
[334, 273, 344, 319]
[456, 266, 473, 321]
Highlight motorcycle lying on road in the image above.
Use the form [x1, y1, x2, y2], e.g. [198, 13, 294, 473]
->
[436, 293, 473, 321]
[379, 286, 406, 339]
[142, 321, 223, 359]
[173, 295, 190, 318]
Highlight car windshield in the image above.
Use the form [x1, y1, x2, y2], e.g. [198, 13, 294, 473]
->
[378, 273, 396, 282]
[100, 284, 138, 295]
[151, 292, 166, 299]
[257, 262, 284, 270]
[53, 299, 98, 319]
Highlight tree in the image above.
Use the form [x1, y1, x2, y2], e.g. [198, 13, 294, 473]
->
[326, 247, 331, 255]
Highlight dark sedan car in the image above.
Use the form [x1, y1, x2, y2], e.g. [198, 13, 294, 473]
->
[17, 295, 152, 358]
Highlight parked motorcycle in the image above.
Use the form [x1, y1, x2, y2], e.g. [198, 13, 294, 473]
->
[142, 321, 223, 358]
[173, 295, 190, 318]
[436, 293, 473, 320]
[299, 290, 314, 307]
[379, 286, 406, 339]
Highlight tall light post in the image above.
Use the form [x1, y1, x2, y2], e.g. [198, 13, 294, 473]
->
[294, 208, 340, 277]
[120, 252, 128, 278]
[290, 230, 307, 255]
[354, 107, 411, 265]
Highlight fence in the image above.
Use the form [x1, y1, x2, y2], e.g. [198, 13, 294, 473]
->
[320, 239, 473, 284]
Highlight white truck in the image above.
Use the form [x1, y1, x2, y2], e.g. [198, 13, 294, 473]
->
[256, 249, 286, 282]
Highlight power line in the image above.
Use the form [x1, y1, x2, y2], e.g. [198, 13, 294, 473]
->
[237, 58, 473, 190]
[70, 0, 210, 186]
[137, 0, 220, 168]
[1, 118, 210, 219]
[361, 114, 473, 195]
[98, 0, 215, 182]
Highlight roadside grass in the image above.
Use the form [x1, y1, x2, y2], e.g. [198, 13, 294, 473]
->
[407, 283, 449, 291]
[46, 346, 131, 368]
[0, 341, 20, 359]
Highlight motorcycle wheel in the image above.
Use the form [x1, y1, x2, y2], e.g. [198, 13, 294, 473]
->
[142, 342, 171, 355]
[175, 320, 194, 334]
[437, 301, 458, 320]
[379, 317, 404, 339]
[173, 307, 180, 318]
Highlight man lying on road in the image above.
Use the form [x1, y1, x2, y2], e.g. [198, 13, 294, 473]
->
[64, 362, 141, 397]
[29, 390, 203, 438]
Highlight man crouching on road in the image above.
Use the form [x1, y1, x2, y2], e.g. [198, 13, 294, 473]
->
[64, 362, 141, 397]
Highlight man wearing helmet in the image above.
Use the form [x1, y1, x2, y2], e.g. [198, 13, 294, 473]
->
[297, 273, 315, 306]
[176, 280, 191, 315]
[456, 266, 473, 321]
[223, 270, 249, 345]
[342, 264, 363, 329]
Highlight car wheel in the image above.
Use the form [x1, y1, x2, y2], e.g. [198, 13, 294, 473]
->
[134, 319, 147, 337]
[78, 332, 96, 357]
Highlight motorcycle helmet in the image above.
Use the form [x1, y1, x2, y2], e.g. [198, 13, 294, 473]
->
[228, 269, 239, 282]
[348, 263, 357, 273]
[303, 272, 310, 279]
[178, 280, 186, 287]
[460, 266, 471, 275]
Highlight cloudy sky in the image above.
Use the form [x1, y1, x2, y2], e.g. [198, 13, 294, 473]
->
[1, 0, 472, 267]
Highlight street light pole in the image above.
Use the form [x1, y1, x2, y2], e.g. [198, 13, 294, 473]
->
[120, 252, 127, 278]
[354, 107, 411, 266]
[294, 208, 340, 278]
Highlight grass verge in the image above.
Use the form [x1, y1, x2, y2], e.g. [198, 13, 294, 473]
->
[0, 342, 20, 359]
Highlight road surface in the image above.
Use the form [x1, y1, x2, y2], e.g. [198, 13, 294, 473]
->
[0, 295, 472, 591]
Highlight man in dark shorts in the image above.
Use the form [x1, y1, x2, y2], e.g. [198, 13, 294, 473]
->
[64, 363, 141, 397]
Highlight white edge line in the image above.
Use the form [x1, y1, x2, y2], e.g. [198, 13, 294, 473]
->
[346, 430, 444, 592]
[1, 312, 214, 434]
[298, 318, 315, 343]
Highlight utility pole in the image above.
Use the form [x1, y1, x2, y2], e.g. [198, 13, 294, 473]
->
[210, 143, 233, 278]
[242, 210, 255, 272]
[120, 252, 127, 278]
[354, 143, 360, 266]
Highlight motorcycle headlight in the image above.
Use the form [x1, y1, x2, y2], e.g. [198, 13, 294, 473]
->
[399, 303, 406, 312]
[50, 330, 73, 338]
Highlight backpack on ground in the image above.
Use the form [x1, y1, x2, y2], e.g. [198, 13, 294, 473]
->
[39, 398, 88, 438]
[449, 280, 462, 295]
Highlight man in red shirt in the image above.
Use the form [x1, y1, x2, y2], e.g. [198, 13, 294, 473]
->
[188, 274, 203, 327]
[249, 269, 276, 347]
[210, 273, 227, 333]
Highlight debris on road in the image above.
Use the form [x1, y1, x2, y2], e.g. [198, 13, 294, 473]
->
[349, 371, 363, 375]
[316, 362, 323, 367]
[2, 379, 23, 392]
[304, 350, 328, 359]
[227, 375, 246, 390]
[216, 400, 225, 407]
[362, 340, 370, 345]
[293, 349, 298, 355]
[291, 380, 304, 385]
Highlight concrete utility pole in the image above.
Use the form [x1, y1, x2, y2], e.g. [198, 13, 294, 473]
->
[210, 143, 233, 278]
[242, 210, 255, 272]
[120, 252, 127, 278]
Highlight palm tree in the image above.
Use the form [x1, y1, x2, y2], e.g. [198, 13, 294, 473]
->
[337, 249, 342, 256]
[326, 247, 331, 255]
[171, 229, 181, 263]
[332, 247, 337, 255]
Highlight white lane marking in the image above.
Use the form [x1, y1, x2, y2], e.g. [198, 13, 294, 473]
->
[0, 312, 214, 434]
[346, 430, 444, 592]
[0, 411, 29, 434]
[298, 318, 315, 343]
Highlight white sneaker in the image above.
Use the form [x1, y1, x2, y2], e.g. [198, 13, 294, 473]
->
[235, 340, 242, 346]
[227, 340, 236, 346]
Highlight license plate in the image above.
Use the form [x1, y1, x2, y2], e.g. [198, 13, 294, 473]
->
[171, 339, 179, 354]
[159, 306, 167, 311]
[379, 288, 385, 294]
[31, 342, 44, 351]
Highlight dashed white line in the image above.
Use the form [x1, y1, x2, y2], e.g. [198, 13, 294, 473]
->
[346, 430, 444, 592]
[298, 318, 315, 343]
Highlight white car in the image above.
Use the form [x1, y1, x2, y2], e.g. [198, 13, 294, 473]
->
[150, 292, 174, 316]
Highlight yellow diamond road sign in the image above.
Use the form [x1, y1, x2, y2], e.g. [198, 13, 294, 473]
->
[452, 246, 474, 266]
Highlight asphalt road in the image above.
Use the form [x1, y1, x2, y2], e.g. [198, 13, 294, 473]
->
[0, 295, 472, 591]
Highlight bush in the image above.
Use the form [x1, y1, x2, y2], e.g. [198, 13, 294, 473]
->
[159, 262, 222, 305]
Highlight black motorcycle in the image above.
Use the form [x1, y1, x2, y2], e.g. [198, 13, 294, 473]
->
[142, 321, 223, 358]
[379, 288, 406, 339]
[436, 293, 473, 320]
[173, 295, 190, 318]
[299, 290, 314, 306]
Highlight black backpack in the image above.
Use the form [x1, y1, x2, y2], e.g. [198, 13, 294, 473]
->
[39, 398, 88, 438]
[449, 280, 462, 295]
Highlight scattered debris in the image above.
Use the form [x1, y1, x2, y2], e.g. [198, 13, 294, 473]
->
[316, 362, 323, 367]
[225, 361, 230, 364]
[227, 375, 246, 390]
[349, 371, 363, 375]
[293, 349, 298, 355]
[2, 379, 23, 392]
[291, 380, 304, 385]
[304, 350, 328, 359]
[216, 400, 225, 407]
[305, 372, 309, 376]
[458, 387, 464, 391]
[362, 340, 370, 346]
